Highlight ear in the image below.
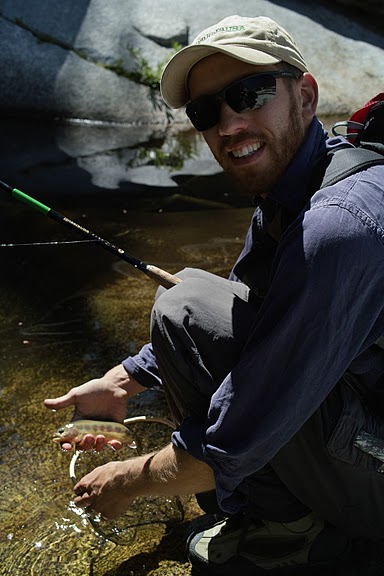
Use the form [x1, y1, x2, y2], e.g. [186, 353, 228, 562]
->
[300, 73, 318, 122]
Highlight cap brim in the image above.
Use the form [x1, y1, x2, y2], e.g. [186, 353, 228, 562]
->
[160, 44, 281, 109]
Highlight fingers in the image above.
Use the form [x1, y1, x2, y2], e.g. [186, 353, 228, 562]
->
[76, 434, 119, 452]
[74, 492, 92, 508]
[57, 434, 95, 452]
[73, 485, 97, 510]
[72, 461, 130, 519]
[73, 483, 114, 518]
[74, 495, 116, 518]
[73, 476, 94, 499]
[74, 496, 118, 519]
[44, 391, 75, 411]
[76, 434, 97, 451]
[107, 439, 123, 451]
[61, 434, 123, 452]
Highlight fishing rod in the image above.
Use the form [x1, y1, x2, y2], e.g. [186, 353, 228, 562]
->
[0, 179, 181, 289]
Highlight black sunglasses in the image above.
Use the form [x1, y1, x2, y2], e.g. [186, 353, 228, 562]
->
[186, 70, 301, 132]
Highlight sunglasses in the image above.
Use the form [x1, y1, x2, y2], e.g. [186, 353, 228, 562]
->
[186, 70, 301, 132]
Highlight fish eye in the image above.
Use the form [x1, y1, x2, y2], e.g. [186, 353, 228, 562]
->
[58, 428, 64, 433]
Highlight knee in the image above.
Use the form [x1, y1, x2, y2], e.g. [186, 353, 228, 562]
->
[150, 280, 191, 357]
[152, 283, 182, 325]
[154, 267, 211, 302]
[151, 275, 210, 337]
[152, 278, 194, 328]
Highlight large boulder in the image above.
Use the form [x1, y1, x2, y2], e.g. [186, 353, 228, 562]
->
[0, 0, 383, 121]
[0, 0, 382, 198]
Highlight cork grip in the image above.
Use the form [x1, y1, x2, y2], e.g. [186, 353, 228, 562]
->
[144, 265, 182, 289]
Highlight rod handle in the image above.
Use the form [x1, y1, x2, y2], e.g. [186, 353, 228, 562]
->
[144, 265, 182, 289]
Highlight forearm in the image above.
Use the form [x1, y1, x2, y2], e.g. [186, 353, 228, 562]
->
[73, 442, 216, 518]
[143, 442, 216, 497]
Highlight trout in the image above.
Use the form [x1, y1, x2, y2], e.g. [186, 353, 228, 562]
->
[53, 419, 137, 448]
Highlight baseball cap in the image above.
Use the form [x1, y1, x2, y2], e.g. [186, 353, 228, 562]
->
[160, 15, 308, 109]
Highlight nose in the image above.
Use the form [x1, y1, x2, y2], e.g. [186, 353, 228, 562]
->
[217, 100, 249, 136]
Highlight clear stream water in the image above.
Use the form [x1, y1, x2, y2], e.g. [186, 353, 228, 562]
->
[0, 168, 253, 575]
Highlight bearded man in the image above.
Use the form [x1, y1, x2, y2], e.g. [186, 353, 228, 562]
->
[45, 15, 384, 574]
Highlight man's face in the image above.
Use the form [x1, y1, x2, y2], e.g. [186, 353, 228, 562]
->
[187, 53, 312, 197]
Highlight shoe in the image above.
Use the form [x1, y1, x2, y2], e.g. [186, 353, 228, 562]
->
[187, 511, 351, 575]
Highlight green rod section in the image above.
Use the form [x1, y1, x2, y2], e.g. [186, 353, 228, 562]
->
[0, 178, 181, 289]
[12, 187, 50, 215]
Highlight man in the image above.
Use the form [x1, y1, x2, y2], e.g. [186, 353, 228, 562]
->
[45, 15, 384, 574]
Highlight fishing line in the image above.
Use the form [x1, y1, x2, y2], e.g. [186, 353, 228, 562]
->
[1, 239, 99, 247]
[0, 179, 181, 289]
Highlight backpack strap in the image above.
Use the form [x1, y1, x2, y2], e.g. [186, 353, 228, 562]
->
[320, 144, 384, 361]
[320, 146, 384, 189]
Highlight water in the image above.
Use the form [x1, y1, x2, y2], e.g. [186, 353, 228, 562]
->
[0, 185, 254, 575]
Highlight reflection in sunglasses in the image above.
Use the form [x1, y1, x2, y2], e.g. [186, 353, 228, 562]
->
[186, 70, 300, 132]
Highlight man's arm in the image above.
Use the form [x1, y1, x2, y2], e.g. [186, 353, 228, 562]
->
[172, 184, 384, 515]
[73, 443, 215, 519]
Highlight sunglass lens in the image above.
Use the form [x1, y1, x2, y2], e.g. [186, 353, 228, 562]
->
[226, 74, 277, 113]
[186, 95, 219, 131]
[186, 74, 279, 131]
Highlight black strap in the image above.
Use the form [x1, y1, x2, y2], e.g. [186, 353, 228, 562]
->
[321, 146, 384, 189]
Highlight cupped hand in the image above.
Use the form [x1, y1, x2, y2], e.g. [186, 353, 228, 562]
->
[45, 364, 146, 451]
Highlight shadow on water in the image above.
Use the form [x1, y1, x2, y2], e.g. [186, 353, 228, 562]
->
[1, 118, 382, 575]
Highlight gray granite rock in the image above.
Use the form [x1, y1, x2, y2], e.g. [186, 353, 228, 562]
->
[0, 0, 382, 195]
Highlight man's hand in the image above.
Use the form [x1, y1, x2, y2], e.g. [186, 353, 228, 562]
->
[73, 443, 216, 519]
[44, 364, 146, 451]
[74, 459, 143, 518]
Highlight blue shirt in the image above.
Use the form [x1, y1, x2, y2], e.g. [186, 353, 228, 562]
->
[123, 117, 384, 513]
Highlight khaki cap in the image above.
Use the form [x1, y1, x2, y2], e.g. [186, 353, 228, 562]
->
[160, 15, 308, 109]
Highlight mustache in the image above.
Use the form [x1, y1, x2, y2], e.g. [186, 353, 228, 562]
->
[220, 131, 265, 152]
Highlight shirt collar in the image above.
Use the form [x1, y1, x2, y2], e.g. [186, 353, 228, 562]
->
[267, 117, 327, 213]
[254, 117, 355, 226]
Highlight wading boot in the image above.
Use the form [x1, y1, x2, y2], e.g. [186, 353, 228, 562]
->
[187, 511, 351, 575]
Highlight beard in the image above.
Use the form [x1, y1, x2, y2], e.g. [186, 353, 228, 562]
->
[211, 96, 306, 198]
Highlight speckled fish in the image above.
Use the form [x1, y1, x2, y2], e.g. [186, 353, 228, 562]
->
[53, 419, 137, 448]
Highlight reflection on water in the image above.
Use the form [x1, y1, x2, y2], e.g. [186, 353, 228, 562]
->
[0, 194, 254, 575]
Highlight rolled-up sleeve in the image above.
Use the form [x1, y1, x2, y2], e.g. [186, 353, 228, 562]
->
[123, 343, 162, 389]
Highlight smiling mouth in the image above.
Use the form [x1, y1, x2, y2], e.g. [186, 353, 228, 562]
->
[231, 142, 263, 158]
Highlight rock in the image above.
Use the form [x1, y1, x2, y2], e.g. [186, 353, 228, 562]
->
[0, 0, 383, 197]
[1, 0, 383, 121]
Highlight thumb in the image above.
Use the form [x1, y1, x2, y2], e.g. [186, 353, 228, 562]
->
[44, 391, 75, 411]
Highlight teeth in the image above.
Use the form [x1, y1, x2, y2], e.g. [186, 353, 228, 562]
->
[232, 142, 262, 158]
